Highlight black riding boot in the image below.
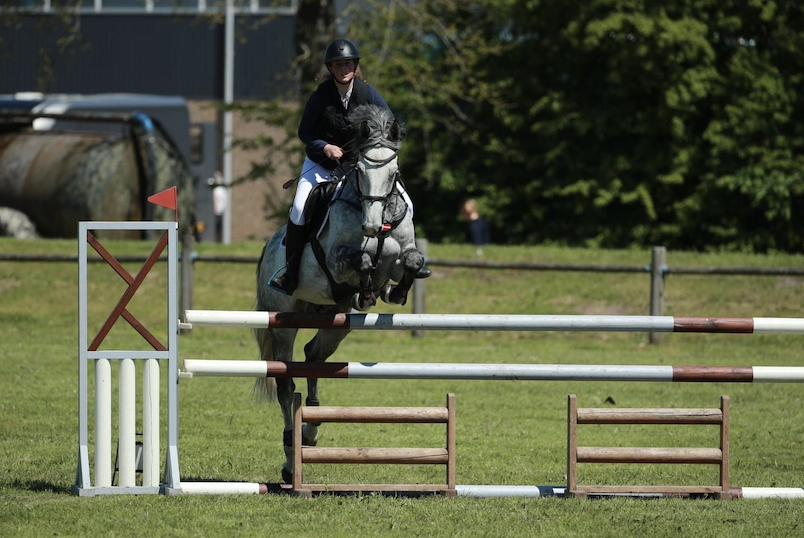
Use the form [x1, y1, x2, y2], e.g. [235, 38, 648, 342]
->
[270, 222, 306, 295]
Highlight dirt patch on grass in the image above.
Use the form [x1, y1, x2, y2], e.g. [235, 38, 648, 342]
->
[775, 277, 804, 289]
[0, 277, 20, 295]
[548, 295, 636, 315]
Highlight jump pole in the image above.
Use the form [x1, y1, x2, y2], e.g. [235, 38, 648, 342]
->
[183, 310, 804, 334]
[181, 360, 804, 383]
[177, 482, 804, 499]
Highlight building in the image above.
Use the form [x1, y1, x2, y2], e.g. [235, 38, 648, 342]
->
[1, 0, 302, 242]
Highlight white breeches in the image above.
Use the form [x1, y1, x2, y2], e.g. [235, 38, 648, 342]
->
[290, 157, 414, 226]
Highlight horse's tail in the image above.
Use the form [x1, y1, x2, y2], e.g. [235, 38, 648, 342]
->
[251, 324, 278, 404]
[256, 241, 269, 276]
[252, 245, 278, 404]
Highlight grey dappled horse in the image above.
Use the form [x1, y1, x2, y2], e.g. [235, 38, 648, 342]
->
[253, 104, 425, 482]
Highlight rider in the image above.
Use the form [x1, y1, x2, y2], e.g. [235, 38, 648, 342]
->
[270, 38, 429, 295]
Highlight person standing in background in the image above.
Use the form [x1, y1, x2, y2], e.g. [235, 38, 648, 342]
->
[461, 198, 490, 247]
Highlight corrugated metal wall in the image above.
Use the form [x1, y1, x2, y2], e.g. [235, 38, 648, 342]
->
[0, 13, 297, 99]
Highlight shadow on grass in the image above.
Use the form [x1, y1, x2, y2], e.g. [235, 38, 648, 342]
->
[12, 479, 72, 494]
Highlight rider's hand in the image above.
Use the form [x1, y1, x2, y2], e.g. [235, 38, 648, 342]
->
[324, 144, 343, 161]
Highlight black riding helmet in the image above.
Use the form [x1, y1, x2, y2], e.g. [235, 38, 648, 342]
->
[324, 39, 360, 66]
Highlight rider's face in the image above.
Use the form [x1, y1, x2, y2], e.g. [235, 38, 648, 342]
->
[329, 59, 356, 85]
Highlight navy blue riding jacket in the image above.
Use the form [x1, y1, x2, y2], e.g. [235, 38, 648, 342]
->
[298, 78, 390, 171]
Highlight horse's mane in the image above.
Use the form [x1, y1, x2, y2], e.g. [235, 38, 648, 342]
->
[351, 104, 404, 151]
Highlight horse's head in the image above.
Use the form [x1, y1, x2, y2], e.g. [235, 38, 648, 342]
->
[351, 105, 406, 237]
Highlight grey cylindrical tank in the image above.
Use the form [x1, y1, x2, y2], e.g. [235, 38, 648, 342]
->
[0, 130, 194, 239]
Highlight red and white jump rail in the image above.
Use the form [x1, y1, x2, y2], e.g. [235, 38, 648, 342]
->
[183, 310, 804, 334]
[181, 360, 804, 383]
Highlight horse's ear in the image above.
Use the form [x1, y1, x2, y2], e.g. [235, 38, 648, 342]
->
[360, 120, 371, 140]
[390, 120, 406, 143]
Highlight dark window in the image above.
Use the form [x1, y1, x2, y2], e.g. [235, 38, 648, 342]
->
[153, 0, 199, 9]
[260, 0, 293, 7]
[5, 0, 42, 6]
[102, 0, 148, 8]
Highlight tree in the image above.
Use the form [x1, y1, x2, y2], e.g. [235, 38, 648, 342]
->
[348, 0, 804, 252]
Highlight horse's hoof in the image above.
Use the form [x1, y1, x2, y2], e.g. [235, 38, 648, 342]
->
[281, 467, 292, 484]
[352, 293, 376, 311]
[390, 289, 408, 306]
[382, 284, 408, 305]
[302, 424, 319, 446]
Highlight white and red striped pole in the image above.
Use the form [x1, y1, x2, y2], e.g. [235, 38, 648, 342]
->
[184, 310, 804, 334]
[181, 360, 804, 383]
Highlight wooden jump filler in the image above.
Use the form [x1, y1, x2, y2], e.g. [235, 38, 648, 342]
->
[292, 393, 457, 497]
[567, 394, 732, 499]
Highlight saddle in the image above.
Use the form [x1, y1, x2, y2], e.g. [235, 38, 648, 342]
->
[303, 180, 340, 241]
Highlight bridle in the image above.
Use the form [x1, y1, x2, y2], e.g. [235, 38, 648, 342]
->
[351, 144, 399, 204]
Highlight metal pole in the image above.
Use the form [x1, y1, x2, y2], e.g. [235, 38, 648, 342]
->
[222, 0, 235, 244]
[649, 246, 666, 345]
[180, 232, 194, 332]
[412, 238, 427, 338]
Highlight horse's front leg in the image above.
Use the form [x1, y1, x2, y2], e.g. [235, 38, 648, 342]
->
[301, 326, 352, 447]
[335, 245, 376, 311]
[382, 247, 424, 305]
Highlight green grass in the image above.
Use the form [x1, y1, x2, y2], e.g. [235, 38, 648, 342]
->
[2, 238, 804, 537]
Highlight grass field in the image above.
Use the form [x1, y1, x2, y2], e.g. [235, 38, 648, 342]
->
[2, 237, 804, 537]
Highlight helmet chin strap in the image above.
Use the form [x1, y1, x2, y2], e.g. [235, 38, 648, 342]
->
[333, 78, 354, 93]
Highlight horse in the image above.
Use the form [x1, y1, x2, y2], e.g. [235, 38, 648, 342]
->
[253, 104, 426, 482]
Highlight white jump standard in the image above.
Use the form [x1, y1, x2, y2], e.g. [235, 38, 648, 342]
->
[73, 221, 180, 496]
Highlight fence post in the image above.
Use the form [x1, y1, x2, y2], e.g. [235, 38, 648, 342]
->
[180, 231, 194, 333]
[649, 246, 666, 345]
[412, 238, 428, 338]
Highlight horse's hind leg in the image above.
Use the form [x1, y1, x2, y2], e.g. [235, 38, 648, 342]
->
[301, 326, 352, 446]
[264, 327, 299, 484]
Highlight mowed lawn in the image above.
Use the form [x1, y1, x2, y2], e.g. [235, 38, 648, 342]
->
[1, 237, 804, 537]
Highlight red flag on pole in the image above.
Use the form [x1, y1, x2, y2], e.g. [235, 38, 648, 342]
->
[147, 186, 178, 222]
